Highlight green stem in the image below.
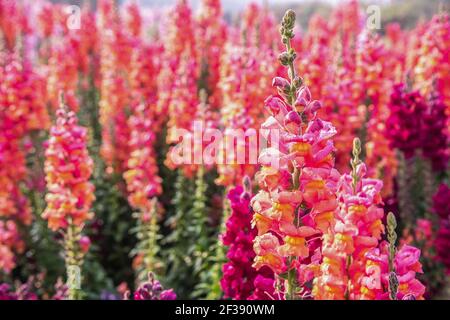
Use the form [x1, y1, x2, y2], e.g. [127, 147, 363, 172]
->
[144, 206, 159, 275]
[286, 265, 297, 300]
[65, 221, 83, 300]
[206, 188, 232, 299]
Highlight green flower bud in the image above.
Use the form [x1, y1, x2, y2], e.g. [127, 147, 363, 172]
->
[278, 52, 290, 66]
[292, 76, 303, 89]
[387, 211, 397, 231]
[352, 138, 361, 158]
[388, 272, 399, 300]
[282, 10, 296, 31]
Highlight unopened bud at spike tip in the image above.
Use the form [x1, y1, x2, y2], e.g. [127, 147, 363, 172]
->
[307, 100, 322, 114]
[387, 212, 397, 230]
[282, 10, 296, 30]
[285, 110, 302, 126]
[264, 96, 284, 115]
[352, 138, 361, 157]
[272, 77, 290, 90]
[295, 97, 308, 108]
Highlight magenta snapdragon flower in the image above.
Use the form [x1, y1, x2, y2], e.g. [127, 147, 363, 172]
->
[220, 185, 274, 300]
[386, 84, 448, 171]
[131, 273, 176, 300]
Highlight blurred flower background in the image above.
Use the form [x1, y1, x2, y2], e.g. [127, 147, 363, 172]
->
[0, 0, 448, 300]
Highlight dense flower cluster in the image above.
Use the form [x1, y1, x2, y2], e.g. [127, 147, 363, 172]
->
[164, 56, 200, 177]
[0, 56, 49, 220]
[0, 55, 49, 137]
[0, 220, 24, 273]
[0, 282, 37, 300]
[195, 0, 227, 110]
[124, 42, 163, 218]
[37, 2, 97, 110]
[423, 93, 448, 172]
[410, 218, 434, 260]
[386, 84, 448, 171]
[0, 136, 31, 225]
[363, 243, 425, 299]
[157, 0, 197, 118]
[388, 82, 448, 295]
[0, 283, 17, 300]
[313, 160, 385, 299]
[251, 10, 340, 299]
[0, 0, 447, 301]
[0, 0, 30, 51]
[295, 1, 399, 196]
[42, 102, 95, 299]
[163, 0, 227, 179]
[216, 45, 276, 186]
[162, 1, 201, 178]
[250, 9, 427, 301]
[124, 47, 164, 272]
[354, 33, 397, 197]
[411, 14, 450, 113]
[221, 185, 274, 300]
[238, 2, 277, 50]
[124, 104, 162, 217]
[43, 105, 95, 231]
[386, 84, 427, 158]
[46, 43, 79, 112]
[0, 53, 49, 273]
[129, 273, 176, 300]
[97, 0, 133, 174]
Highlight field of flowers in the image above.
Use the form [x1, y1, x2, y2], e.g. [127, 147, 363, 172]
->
[0, 0, 449, 301]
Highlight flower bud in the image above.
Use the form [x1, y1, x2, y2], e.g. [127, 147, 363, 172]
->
[285, 111, 302, 126]
[305, 100, 322, 114]
[292, 76, 303, 89]
[272, 77, 290, 90]
[355, 163, 367, 178]
[387, 211, 397, 231]
[264, 96, 285, 115]
[352, 137, 361, 158]
[160, 289, 177, 300]
[282, 10, 296, 31]
[297, 86, 311, 102]
[295, 97, 308, 108]
[278, 52, 290, 66]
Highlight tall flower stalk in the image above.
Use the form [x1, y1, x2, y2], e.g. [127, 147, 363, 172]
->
[43, 96, 95, 299]
[313, 138, 386, 300]
[124, 47, 163, 278]
[313, 137, 425, 300]
[0, 53, 49, 274]
[251, 10, 340, 299]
